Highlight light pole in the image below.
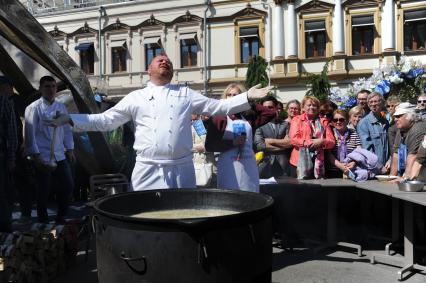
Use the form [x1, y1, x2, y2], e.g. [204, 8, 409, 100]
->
[98, 6, 106, 79]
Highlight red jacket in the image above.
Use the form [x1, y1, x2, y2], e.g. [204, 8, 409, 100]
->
[289, 113, 335, 166]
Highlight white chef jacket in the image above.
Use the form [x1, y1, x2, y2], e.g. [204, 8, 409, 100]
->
[25, 97, 74, 163]
[70, 82, 251, 190]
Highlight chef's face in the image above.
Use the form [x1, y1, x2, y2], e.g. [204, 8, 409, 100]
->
[148, 55, 173, 82]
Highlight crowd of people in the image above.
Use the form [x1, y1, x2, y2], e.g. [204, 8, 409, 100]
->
[1, 53, 426, 232]
[193, 85, 426, 189]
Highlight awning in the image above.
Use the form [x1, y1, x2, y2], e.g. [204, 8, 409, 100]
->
[405, 10, 426, 23]
[180, 33, 197, 41]
[110, 40, 127, 48]
[239, 27, 258, 38]
[352, 15, 374, 27]
[75, 42, 93, 51]
[305, 21, 326, 32]
[144, 37, 161, 45]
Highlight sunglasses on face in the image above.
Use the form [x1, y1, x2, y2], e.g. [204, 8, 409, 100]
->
[333, 118, 346, 123]
[418, 100, 426, 104]
[386, 104, 396, 108]
[320, 112, 333, 118]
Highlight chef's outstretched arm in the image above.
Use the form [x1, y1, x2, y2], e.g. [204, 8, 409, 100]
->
[191, 84, 275, 116]
[247, 84, 274, 101]
[44, 95, 133, 132]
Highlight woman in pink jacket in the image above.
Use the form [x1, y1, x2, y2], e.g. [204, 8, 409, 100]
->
[289, 96, 335, 179]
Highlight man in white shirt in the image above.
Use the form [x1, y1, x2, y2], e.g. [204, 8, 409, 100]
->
[25, 76, 75, 224]
[48, 55, 272, 190]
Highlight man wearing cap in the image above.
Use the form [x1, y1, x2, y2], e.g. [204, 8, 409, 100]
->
[390, 102, 426, 179]
[0, 77, 18, 232]
[46, 55, 273, 191]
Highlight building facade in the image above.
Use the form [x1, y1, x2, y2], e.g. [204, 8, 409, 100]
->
[14, 0, 426, 101]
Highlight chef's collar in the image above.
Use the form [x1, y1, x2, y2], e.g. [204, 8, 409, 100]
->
[147, 81, 170, 88]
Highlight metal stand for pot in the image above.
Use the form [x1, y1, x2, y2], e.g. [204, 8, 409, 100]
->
[89, 173, 129, 200]
[83, 173, 129, 261]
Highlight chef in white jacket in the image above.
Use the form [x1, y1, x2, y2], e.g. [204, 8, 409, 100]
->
[47, 55, 272, 190]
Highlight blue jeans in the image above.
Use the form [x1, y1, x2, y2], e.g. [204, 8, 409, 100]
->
[35, 159, 74, 223]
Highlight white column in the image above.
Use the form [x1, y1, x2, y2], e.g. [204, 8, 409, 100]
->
[382, 0, 395, 51]
[273, 1, 284, 58]
[333, 0, 345, 54]
[287, 1, 298, 58]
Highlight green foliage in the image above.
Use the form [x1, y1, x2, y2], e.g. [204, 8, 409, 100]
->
[245, 55, 269, 90]
[278, 109, 288, 120]
[299, 61, 331, 102]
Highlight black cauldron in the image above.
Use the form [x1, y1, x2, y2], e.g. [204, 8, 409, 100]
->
[93, 189, 274, 283]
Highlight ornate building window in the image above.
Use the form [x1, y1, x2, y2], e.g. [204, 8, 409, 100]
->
[304, 20, 326, 58]
[296, 0, 333, 59]
[144, 37, 163, 70]
[403, 9, 426, 51]
[111, 40, 127, 73]
[231, 5, 265, 64]
[351, 15, 374, 55]
[343, 0, 381, 56]
[239, 27, 259, 63]
[135, 15, 166, 71]
[75, 43, 94, 74]
[180, 33, 198, 68]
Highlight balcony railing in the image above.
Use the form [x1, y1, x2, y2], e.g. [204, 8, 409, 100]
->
[25, 0, 133, 15]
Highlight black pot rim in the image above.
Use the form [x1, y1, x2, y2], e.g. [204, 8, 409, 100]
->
[93, 188, 274, 228]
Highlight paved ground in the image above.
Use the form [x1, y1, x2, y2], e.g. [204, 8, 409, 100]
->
[51, 240, 426, 283]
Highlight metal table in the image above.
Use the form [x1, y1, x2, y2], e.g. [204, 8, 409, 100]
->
[261, 178, 362, 256]
[385, 193, 426, 280]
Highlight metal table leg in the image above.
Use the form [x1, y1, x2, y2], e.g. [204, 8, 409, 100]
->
[312, 188, 363, 256]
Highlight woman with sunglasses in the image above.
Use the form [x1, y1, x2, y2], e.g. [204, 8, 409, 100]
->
[326, 110, 362, 178]
[319, 100, 337, 126]
[289, 96, 335, 179]
[205, 83, 275, 192]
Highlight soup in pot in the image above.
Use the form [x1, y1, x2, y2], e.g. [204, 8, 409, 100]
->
[132, 208, 238, 219]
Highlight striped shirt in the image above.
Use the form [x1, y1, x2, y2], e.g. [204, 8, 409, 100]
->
[330, 128, 361, 158]
[327, 128, 361, 172]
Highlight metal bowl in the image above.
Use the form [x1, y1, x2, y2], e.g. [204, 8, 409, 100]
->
[398, 180, 425, 192]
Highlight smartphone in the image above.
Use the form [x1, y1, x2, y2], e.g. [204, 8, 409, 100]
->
[348, 170, 356, 181]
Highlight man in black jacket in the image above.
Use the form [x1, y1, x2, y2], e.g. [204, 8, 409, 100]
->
[254, 97, 292, 178]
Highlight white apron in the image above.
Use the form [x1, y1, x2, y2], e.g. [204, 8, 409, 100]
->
[131, 156, 196, 191]
[217, 116, 259, 192]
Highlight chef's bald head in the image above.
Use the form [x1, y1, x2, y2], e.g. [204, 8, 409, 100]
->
[148, 55, 173, 85]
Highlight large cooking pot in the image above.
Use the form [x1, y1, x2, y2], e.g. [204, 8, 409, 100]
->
[93, 189, 274, 283]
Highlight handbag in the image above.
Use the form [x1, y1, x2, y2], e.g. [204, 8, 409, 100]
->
[194, 162, 213, 187]
[297, 147, 314, 180]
